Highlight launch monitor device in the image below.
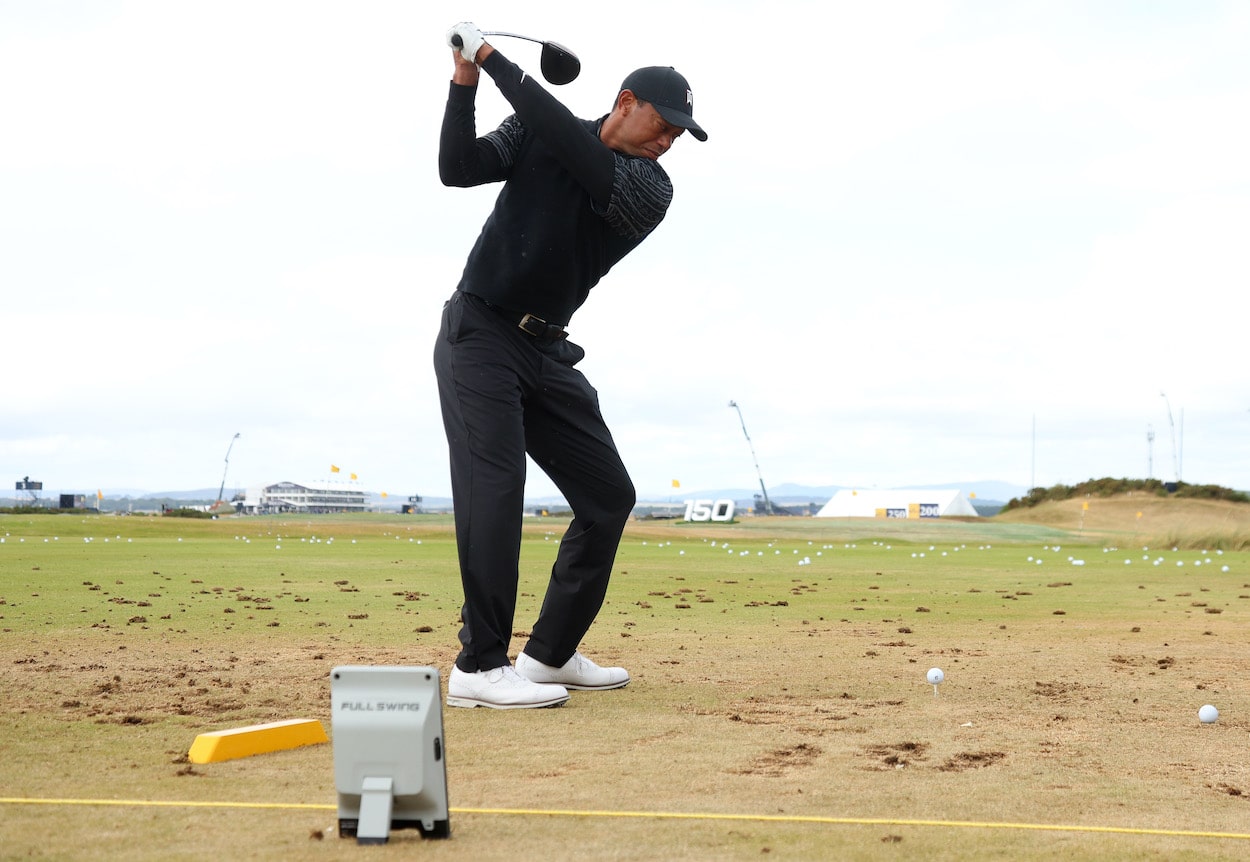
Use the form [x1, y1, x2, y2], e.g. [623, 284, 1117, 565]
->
[330, 666, 450, 844]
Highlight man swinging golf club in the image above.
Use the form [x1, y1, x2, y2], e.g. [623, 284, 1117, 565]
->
[435, 22, 707, 709]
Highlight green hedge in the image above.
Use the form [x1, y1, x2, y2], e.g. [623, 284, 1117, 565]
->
[1002, 478, 1249, 511]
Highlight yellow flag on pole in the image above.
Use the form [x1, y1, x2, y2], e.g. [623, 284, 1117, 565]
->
[671, 479, 680, 488]
[350, 473, 358, 480]
[330, 465, 340, 473]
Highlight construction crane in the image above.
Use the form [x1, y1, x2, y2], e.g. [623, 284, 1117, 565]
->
[1160, 393, 1180, 485]
[214, 433, 241, 510]
[728, 401, 773, 515]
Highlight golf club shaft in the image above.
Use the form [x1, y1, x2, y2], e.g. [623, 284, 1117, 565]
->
[451, 31, 545, 49]
[481, 31, 544, 45]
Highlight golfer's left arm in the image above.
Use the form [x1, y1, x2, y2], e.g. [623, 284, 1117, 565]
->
[476, 48, 618, 209]
[462, 40, 671, 238]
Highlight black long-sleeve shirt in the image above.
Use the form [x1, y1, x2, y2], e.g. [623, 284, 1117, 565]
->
[439, 51, 673, 326]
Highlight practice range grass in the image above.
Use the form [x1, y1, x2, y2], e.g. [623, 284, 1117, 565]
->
[1, 511, 1248, 861]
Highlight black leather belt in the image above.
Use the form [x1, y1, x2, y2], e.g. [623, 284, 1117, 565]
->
[481, 298, 567, 341]
[516, 312, 567, 340]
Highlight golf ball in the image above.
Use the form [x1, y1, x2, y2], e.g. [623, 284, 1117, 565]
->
[926, 668, 945, 685]
[1198, 704, 1219, 724]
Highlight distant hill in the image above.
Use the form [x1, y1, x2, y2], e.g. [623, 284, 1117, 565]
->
[1000, 478, 1248, 510]
[994, 493, 1250, 549]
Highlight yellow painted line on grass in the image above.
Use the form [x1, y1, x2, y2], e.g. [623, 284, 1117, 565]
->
[1, 797, 332, 812]
[3, 798, 1248, 841]
[460, 807, 1250, 841]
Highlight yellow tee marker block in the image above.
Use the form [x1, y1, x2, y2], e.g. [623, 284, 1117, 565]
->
[188, 719, 328, 764]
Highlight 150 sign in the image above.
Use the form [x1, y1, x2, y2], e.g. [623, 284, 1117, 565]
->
[684, 499, 735, 522]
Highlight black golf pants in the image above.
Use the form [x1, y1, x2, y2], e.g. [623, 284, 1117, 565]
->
[433, 290, 636, 673]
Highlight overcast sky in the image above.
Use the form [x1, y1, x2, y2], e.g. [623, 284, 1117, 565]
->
[4, 1, 1249, 501]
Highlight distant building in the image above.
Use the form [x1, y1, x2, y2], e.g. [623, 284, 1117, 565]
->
[235, 481, 368, 515]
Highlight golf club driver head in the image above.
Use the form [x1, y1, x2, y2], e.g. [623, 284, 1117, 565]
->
[539, 41, 580, 85]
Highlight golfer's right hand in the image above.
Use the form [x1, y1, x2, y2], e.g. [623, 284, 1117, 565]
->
[446, 22, 485, 64]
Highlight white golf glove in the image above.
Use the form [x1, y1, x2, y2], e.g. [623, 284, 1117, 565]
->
[446, 22, 485, 64]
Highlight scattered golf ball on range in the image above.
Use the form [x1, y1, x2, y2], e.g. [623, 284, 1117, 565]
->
[1198, 704, 1219, 724]
[927, 667, 945, 685]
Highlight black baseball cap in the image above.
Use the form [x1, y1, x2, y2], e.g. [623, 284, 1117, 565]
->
[620, 66, 707, 142]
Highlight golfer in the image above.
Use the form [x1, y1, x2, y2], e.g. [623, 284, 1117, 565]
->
[435, 22, 706, 709]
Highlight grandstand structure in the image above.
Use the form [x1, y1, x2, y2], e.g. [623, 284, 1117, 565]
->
[234, 481, 368, 515]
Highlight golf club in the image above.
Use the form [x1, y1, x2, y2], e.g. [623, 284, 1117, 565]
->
[450, 30, 581, 85]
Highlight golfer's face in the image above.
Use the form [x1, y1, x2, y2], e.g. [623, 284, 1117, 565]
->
[620, 100, 684, 160]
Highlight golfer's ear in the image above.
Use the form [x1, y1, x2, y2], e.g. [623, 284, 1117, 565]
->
[615, 89, 637, 113]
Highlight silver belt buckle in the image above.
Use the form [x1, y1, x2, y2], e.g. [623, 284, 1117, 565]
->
[517, 313, 546, 337]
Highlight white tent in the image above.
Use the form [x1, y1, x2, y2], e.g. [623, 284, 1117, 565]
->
[815, 489, 980, 519]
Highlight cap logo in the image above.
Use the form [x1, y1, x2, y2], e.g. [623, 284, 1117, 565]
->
[686, 89, 693, 108]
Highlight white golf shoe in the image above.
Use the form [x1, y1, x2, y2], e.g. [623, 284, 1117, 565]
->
[446, 665, 569, 709]
[515, 650, 630, 691]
